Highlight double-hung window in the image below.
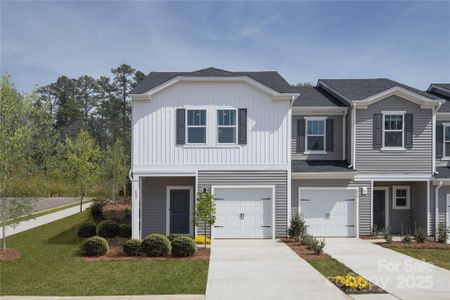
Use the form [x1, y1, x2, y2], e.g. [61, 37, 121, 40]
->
[383, 113, 404, 148]
[305, 117, 326, 152]
[393, 186, 410, 209]
[186, 109, 206, 144]
[444, 124, 450, 157]
[217, 109, 237, 144]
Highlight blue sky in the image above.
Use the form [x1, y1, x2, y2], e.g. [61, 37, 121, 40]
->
[1, 1, 449, 92]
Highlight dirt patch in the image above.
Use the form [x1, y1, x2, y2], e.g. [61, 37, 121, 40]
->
[0, 248, 21, 262]
[360, 235, 383, 240]
[281, 239, 330, 260]
[378, 240, 450, 249]
[83, 247, 210, 262]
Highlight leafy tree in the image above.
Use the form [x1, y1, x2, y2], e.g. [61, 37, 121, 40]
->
[294, 82, 313, 87]
[103, 139, 128, 201]
[134, 70, 146, 84]
[193, 191, 216, 249]
[112, 64, 135, 137]
[76, 75, 98, 128]
[66, 129, 101, 211]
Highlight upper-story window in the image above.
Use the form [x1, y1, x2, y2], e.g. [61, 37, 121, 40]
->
[217, 109, 237, 144]
[305, 117, 326, 152]
[444, 124, 450, 157]
[383, 113, 404, 148]
[187, 109, 207, 144]
[393, 186, 410, 209]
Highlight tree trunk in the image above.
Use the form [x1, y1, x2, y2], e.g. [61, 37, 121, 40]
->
[204, 223, 207, 250]
[80, 192, 84, 213]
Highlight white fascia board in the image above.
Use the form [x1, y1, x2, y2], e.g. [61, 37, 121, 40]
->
[436, 113, 450, 121]
[292, 172, 356, 179]
[353, 86, 444, 109]
[130, 76, 299, 101]
[133, 164, 289, 172]
[354, 174, 433, 181]
[432, 179, 450, 185]
[132, 170, 197, 177]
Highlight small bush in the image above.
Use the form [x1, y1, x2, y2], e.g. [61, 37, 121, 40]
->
[171, 236, 197, 257]
[414, 227, 426, 243]
[80, 236, 109, 256]
[383, 227, 392, 243]
[91, 199, 106, 222]
[370, 224, 379, 237]
[119, 224, 132, 238]
[141, 234, 171, 257]
[77, 222, 97, 238]
[438, 223, 448, 243]
[288, 213, 306, 241]
[123, 239, 142, 256]
[313, 239, 326, 255]
[96, 220, 120, 238]
[167, 234, 177, 242]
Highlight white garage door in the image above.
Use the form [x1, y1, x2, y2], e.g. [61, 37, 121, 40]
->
[213, 187, 273, 239]
[300, 189, 356, 237]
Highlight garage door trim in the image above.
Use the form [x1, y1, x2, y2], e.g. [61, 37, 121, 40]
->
[298, 187, 359, 238]
[211, 185, 276, 239]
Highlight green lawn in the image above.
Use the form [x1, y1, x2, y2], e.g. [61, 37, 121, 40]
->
[306, 258, 353, 278]
[391, 248, 450, 270]
[0, 210, 209, 296]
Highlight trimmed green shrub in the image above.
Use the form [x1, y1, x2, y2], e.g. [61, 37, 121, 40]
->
[91, 199, 105, 222]
[167, 234, 177, 242]
[80, 236, 108, 256]
[119, 224, 132, 238]
[313, 239, 326, 255]
[141, 234, 171, 257]
[77, 222, 97, 238]
[171, 236, 197, 257]
[96, 220, 120, 238]
[414, 227, 426, 243]
[123, 239, 141, 256]
[383, 227, 392, 243]
[288, 213, 306, 241]
[438, 223, 448, 243]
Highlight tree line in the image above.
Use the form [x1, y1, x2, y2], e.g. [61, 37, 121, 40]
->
[0, 64, 144, 199]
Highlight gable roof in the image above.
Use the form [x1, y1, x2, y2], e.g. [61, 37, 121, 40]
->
[429, 83, 450, 91]
[292, 86, 346, 107]
[428, 83, 450, 112]
[130, 67, 296, 94]
[318, 78, 439, 102]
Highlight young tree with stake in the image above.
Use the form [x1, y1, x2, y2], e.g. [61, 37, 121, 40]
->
[193, 191, 216, 250]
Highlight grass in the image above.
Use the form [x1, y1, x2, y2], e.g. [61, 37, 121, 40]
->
[306, 258, 353, 278]
[0, 210, 209, 296]
[391, 248, 450, 270]
[1, 200, 92, 226]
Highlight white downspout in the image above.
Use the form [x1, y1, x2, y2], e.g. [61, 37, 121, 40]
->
[435, 181, 442, 240]
[348, 103, 356, 169]
[287, 96, 295, 225]
[343, 109, 348, 161]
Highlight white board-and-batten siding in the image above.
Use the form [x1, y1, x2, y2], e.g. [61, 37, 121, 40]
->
[132, 81, 290, 170]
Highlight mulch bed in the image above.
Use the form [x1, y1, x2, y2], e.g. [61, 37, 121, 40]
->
[377, 240, 450, 249]
[333, 281, 386, 295]
[83, 247, 210, 262]
[281, 238, 330, 260]
[360, 235, 383, 240]
[0, 248, 21, 262]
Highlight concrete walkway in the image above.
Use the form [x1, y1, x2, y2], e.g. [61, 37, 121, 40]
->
[0, 202, 92, 238]
[324, 238, 450, 300]
[1, 296, 203, 300]
[205, 239, 348, 300]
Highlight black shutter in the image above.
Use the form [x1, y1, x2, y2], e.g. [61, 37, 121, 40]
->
[238, 108, 247, 145]
[373, 113, 382, 149]
[176, 108, 185, 145]
[297, 119, 305, 153]
[436, 125, 443, 159]
[326, 119, 334, 151]
[404, 113, 413, 148]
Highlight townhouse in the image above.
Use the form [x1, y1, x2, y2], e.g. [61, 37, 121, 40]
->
[129, 67, 449, 241]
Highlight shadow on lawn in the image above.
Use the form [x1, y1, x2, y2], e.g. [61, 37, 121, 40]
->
[47, 224, 81, 245]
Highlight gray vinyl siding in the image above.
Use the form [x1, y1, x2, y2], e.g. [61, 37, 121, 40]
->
[292, 115, 343, 160]
[141, 176, 195, 238]
[291, 179, 371, 235]
[374, 182, 428, 235]
[355, 96, 433, 174]
[346, 110, 352, 163]
[198, 170, 288, 237]
[436, 120, 450, 167]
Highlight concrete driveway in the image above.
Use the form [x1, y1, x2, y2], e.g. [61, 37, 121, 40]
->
[324, 238, 450, 300]
[205, 239, 347, 300]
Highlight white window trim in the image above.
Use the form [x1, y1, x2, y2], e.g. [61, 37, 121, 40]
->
[382, 111, 405, 150]
[304, 116, 327, 154]
[393, 185, 410, 210]
[443, 123, 450, 159]
[186, 108, 207, 145]
[217, 108, 238, 145]
[166, 186, 194, 236]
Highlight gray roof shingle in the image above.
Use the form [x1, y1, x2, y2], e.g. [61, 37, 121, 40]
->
[435, 167, 450, 179]
[428, 83, 450, 112]
[130, 67, 296, 94]
[292, 86, 347, 107]
[291, 160, 354, 173]
[318, 78, 439, 102]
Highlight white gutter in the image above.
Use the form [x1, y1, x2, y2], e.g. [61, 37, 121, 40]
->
[435, 180, 443, 240]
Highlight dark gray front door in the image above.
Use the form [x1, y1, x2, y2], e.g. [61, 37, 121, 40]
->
[170, 189, 190, 234]
[373, 190, 386, 230]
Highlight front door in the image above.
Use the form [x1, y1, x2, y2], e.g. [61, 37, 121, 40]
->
[170, 189, 190, 234]
[373, 189, 386, 230]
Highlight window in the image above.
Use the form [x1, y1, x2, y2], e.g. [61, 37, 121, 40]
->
[393, 186, 410, 209]
[444, 124, 450, 157]
[217, 109, 237, 144]
[305, 118, 326, 152]
[383, 113, 404, 148]
[186, 109, 206, 144]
